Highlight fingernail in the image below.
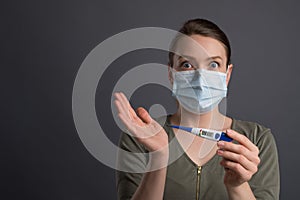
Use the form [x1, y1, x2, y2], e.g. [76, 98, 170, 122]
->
[217, 149, 223, 155]
[218, 141, 224, 147]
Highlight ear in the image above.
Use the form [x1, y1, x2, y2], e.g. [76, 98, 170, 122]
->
[168, 64, 173, 85]
[226, 64, 233, 86]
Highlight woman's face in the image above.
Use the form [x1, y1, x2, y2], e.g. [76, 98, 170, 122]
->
[169, 34, 233, 85]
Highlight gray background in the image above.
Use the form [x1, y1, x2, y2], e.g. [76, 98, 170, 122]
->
[2, 0, 299, 199]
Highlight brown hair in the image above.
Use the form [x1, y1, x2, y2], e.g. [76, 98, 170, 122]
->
[169, 18, 231, 67]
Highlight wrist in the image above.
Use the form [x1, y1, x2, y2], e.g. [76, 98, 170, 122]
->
[147, 148, 169, 171]
[225, 182, 256, 200]
[225, 182, 245, 193]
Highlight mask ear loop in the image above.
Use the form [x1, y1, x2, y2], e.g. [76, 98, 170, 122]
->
[226, 64, 230, 75]
[169, 66, 178, 84]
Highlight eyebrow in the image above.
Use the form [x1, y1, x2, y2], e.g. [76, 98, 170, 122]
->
[178, 55, 197, 63]
[208, 56, 223, 61]
[178, 55, 223, 62]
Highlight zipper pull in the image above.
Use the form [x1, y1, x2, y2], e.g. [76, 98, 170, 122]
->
[197, 166, 201, 174]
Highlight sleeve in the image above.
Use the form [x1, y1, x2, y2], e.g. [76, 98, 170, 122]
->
[249, 128, 280, 200]
[115, 132, 148, 200]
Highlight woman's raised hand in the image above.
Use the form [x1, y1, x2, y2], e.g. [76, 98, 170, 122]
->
[114, 92, 168, 152]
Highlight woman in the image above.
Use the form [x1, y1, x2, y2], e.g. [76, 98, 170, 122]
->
[114, 19, 280, 200]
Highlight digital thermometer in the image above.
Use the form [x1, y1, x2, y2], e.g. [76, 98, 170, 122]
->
[169, 125, 232, 142]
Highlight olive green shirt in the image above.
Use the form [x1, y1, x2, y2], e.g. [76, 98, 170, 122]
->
[116, 116, 280, 200]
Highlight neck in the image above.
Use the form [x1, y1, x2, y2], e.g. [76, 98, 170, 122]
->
[170, 106, 230, 131]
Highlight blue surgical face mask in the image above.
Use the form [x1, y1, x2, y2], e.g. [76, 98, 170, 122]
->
[171, 68, 228, 114]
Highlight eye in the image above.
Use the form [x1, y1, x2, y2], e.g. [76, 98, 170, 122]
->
[209, 61, 220, 69]
[180, 61, 193, 69]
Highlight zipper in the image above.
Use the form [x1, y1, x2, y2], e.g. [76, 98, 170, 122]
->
[196, 165, 202, 200]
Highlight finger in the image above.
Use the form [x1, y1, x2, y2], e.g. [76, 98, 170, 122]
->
[217, 141, 260, 164]
[220, 159, 253, 181]
[217, 149, 258, 172]
[226, 129, 259, 153]
[118, 112, 138, 136]
[115, 92, 139, 121]
[136, 107, 152, 124]
[114, 94, 131, 119]
[114, 93, 127, 112]
[119, 92, 130, 107]
[119, 92, 139, 120]
[114, 99, 125, 115]
[115, 98, 144, 127]
[119, 92, 132, 111]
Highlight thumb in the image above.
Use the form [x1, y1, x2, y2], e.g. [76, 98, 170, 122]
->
[136, 107, 152, 124]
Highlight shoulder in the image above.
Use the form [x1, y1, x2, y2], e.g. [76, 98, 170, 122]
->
[231, 118, 275, 147]
[232, 118, 270, 131]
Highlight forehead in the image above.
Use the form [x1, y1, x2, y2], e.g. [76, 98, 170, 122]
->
[173, 34, 227, 62]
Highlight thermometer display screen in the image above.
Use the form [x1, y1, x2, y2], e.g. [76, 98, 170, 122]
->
[200, 130, 214, 137]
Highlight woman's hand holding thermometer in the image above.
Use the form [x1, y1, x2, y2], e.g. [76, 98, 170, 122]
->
[170, 124, 260, 191]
